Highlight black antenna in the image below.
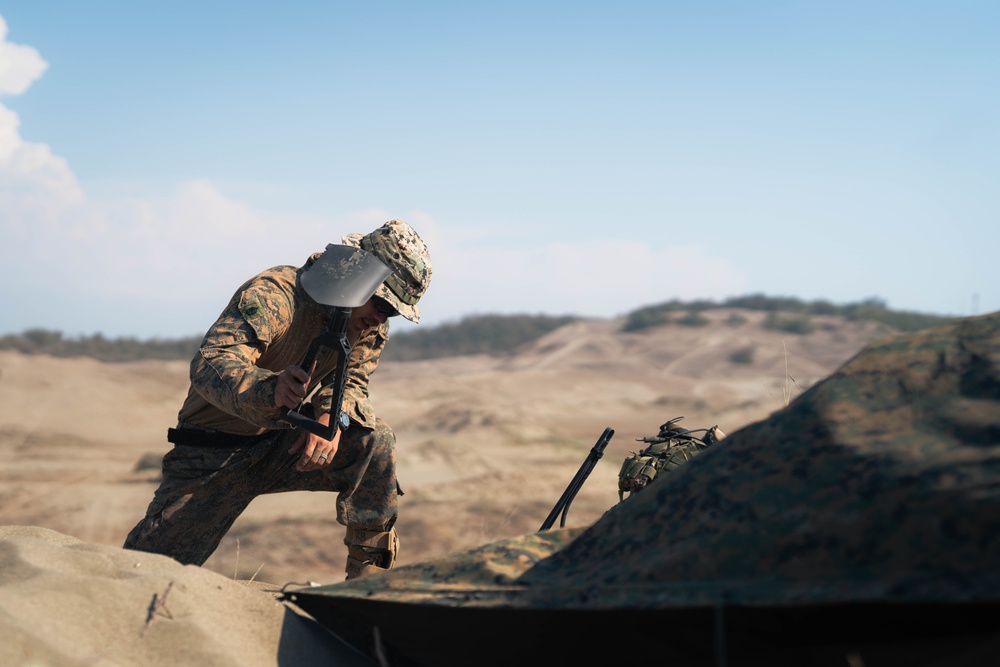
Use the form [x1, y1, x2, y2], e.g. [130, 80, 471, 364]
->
[539, 427, 614, 531]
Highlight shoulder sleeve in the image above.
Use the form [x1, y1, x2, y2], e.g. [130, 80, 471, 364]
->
[312, 322, 388, 429]
[189, 277, 295, 427]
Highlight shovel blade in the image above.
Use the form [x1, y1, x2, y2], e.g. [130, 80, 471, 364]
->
[301, 244, 393, 308]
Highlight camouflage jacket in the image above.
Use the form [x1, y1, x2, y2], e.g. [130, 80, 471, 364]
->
[176, 253, 388, 436]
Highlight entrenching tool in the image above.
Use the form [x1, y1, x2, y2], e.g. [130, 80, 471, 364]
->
[280, 243, 392, 440]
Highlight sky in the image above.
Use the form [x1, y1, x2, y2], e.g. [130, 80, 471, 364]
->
[1, 1, 997, 340]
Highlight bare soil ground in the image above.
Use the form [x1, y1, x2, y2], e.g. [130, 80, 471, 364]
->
[0, 310, 896, 585]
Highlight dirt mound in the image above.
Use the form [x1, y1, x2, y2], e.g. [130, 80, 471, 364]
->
[0, 525, 372, 666]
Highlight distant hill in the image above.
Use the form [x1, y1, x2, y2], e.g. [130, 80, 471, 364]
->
[0, 329, 203, 363]
[621, 294, 953, 335]
[0, 294, 957, 363]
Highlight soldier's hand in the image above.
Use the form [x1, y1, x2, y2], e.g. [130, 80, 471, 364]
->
[275, 362, 316, 410]
[288, 411, 341, 471]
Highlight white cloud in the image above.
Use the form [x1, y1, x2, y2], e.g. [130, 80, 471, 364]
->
[0, 50, 396, 334]
[0, 16, 48, 96]
[94, 182, 395, 300]
[0, 104, 86, 235]
[0, 20, 86, 236]
[0, 14, 745, 337]
[3, 113, 746, 336]
[415, 235, 747, 326]
[0, 83, 744, 336]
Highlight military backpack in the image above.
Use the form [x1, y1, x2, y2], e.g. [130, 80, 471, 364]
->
[617, 416, 724, 502]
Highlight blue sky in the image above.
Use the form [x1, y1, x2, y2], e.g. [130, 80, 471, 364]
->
[1, 2, 997, 339]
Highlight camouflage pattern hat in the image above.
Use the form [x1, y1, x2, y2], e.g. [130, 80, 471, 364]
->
[343, 220, 432, 323]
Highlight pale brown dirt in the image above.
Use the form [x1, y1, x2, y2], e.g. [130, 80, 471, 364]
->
[0, 310, 895, 586]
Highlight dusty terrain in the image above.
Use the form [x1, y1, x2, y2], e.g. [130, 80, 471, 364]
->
[0, 309, 897, 586]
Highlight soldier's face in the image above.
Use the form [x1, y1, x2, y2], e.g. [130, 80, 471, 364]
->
[348, 297, 394, 336]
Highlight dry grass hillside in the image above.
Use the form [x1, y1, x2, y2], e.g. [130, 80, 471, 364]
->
[0, 309, 897, 586]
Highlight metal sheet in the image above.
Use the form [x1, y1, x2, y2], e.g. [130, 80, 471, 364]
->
[301, 244, 392, 308]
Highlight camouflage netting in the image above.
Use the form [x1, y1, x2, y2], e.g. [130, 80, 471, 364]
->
[287, 313, 1000, 663]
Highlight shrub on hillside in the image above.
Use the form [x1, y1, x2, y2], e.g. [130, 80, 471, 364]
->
[622, 302, 680, 332]
[729, 346, 755, 364]
[0, 328, 201, 362]
[622, 310, 671, 331]
[764, 313, 815, 335]
[381, 314, 579, 362]
[676, 312, 710, 327]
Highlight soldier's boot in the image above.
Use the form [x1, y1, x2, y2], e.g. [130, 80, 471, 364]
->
[344, 525, 399, 580]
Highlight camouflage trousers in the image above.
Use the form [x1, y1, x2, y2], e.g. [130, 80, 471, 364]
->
[123, 419, 398, 566]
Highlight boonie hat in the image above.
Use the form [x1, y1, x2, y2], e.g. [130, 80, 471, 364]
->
[343, 219, 432, 323]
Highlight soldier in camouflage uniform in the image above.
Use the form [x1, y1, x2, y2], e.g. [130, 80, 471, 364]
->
[123, 219, 432, 580]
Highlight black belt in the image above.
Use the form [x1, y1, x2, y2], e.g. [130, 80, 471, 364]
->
[167, 424, 270, 449]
